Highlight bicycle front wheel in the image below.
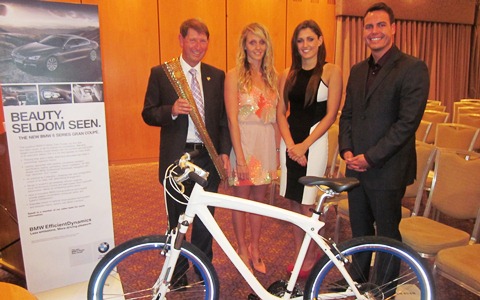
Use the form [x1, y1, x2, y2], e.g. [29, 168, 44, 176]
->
[304, 236, 435, 300]
[87, 235, 219, 300]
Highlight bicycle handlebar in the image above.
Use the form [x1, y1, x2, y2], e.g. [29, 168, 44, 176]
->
[188, 172, 208, 187]
[174, 151, 209, 187]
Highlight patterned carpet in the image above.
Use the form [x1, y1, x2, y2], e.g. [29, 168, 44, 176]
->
[1, 161, 477, 299]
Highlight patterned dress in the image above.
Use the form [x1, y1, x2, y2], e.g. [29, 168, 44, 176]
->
[279, 68, 328, 204]
[229, 85, 277, 186]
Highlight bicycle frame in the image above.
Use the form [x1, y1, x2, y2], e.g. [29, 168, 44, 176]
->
[166, 183, 365, 300]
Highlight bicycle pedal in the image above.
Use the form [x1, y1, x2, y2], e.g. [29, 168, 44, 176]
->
[266, 280, 303, 297]
[247, 293, 261, 300]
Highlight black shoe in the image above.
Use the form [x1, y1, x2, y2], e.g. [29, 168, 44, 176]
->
[170, 274, 188, 291]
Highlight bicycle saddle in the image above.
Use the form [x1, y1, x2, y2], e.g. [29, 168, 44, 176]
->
[298, 176, 359, 193]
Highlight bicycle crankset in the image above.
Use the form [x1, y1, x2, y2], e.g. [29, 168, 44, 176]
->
[248, 279, 304, 299]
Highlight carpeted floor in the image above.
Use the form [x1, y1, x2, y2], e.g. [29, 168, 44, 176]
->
[1, 161, 478, 299]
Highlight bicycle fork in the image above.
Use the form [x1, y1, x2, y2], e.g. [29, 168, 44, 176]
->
[155, 215, 192, 299]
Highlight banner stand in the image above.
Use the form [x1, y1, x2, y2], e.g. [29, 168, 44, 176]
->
[0, 1, 114, 294]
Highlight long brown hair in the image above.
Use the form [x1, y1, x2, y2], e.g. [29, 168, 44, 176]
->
[283, 20, 326, 108]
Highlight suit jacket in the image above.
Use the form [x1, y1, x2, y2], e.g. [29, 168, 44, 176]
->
[142, 62, 231, 183]
[339, 46, 430, 190]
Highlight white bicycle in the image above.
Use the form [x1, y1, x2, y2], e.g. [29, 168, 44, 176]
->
[87, 152, 435, 299]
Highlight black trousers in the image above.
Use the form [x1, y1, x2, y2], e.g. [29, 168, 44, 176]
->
[347, 184, 405, 287]
[164, 148, 220, 262]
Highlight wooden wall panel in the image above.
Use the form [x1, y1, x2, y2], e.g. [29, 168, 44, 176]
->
[286, 0, 337, 67]
[90, 0, 161, 163]
[226, 0, 287, 72]
[159, 0, 227, 71]
[44, 0, 161, 163]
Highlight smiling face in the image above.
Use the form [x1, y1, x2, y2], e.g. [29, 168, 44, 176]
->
[363, 10, 396, 61]
[244, 31, 267, 65]
[179, 28, 209, 67]
[295, 28, 323, 64]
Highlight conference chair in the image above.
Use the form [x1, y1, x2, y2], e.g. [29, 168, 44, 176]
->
[416, 120, 432, 142]
[453, 101, 480, 123]
[422, 110, 450, 144]
[399, 148, 480, 258]
[457, 113, 480, 151]
[404, 142, 437, 216]
[434, 243, 480, 297]
[460, 98, 480, 103]
[426, 99, 442, 106]
[434, 123, 480, 151]
[457, 106, 480, 117]
[425, 103, 446, 112]
[457, 106, 480, 121]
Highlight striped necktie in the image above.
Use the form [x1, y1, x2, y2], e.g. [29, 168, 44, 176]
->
[189, 68, 204, 140]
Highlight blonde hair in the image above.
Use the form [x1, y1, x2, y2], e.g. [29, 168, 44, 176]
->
[236, 23, 278, 94]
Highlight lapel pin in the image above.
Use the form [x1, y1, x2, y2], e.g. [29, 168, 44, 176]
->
[207, 77, 211, 81]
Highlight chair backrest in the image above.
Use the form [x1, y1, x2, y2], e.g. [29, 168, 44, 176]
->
[457, 114, 480, 151]
[460, 98, 480, 103]
[416, 120, 432, 142]
[422, 110, 450, 144]
[453, 102, 480, 123]
[406, 142, 436, 216]
[425, 103, 446, 112]
[457, 113, 480, 128]
[457, 106, 480, 117]
[326, 124, 339, 177]
[427, 99, 442, 106]
[434, 123, 480, 151]
[424, 148, 480, 222]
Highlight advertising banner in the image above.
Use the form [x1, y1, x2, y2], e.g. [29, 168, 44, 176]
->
[0, 1, 114, 294]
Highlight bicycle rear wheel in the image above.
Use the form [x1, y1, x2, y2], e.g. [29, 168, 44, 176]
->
[87, 235, 219, 300]
[304, 236, 435, 300]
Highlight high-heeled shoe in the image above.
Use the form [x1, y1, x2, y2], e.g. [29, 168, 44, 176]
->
[286, 263, 294, 274]
[237, 250, 253, 273]
[248, 244, 266, 274]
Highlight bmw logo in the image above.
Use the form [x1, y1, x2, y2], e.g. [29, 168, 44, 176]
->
[98, 242, 110, 253]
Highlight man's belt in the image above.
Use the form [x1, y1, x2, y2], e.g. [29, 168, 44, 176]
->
[185, 143, 205, 151]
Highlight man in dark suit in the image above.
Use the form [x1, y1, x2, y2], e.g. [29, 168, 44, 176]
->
[338, 2, 429, 291]
[142, 19, 231, 266]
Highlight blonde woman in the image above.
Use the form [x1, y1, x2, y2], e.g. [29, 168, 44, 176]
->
[277, 20, 342, 278]
[225, 23, 278, 274]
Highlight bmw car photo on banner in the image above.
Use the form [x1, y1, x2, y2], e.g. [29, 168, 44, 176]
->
[0, 0, 114, 296]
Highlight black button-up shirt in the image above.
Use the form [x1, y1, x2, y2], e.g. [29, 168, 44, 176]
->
[366, 46, 395, 94]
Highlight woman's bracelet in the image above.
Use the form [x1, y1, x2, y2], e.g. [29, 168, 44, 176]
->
[236, 162, 247, 167]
